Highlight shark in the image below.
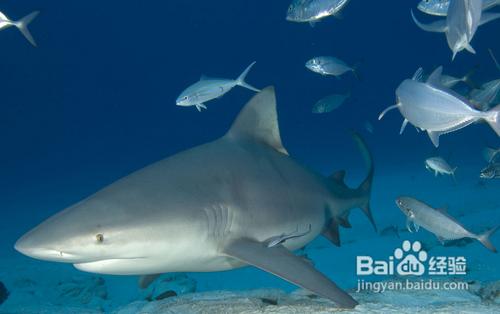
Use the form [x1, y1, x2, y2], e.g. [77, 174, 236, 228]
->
[15, 87, 376, 309]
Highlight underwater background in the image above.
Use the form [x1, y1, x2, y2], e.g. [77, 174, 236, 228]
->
[1, 0, 499, 313]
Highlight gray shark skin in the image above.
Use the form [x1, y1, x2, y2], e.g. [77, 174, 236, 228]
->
[15, 87, 376, 308]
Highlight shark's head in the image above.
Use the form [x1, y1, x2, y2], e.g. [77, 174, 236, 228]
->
[14, 199, 152, 271]
[395, 196, 415, 218]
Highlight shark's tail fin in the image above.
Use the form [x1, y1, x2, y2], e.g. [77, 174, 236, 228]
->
[236, 61, 260, 92]
[477, 226, 499, 253]
[351, 132, 377, 232]
[322, 132, 376, 246]
[15, 11, 39, 47]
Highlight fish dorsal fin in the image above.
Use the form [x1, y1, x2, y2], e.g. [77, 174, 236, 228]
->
[412, 67, 424, 82]
[330, 170, 346, 182]
[226, 86, 288, 155]
[426, 66, 443, 87]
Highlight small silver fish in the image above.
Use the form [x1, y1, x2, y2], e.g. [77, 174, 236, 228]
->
[286, 0, 351, 24]
[425, 157, 457, 177]
[378, 66, 500, 147]
[396, 196, 498, 252]
[480, 162, 500, 179]
[306, 56, 358, 78]
[0, 10, 39, 46]
[417, 0, 500, 16]
[266, 224, 312, 247]
[411, 0, 500, 60]
[312, 92, 350, 113]
[176, 62, 260, 111]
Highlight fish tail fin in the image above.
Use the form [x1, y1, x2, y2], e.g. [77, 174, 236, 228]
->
[352, 132, 376, 232]
[236, 61, 260, 92]
[477, 226, 499, 253]
[351, 62, 362, 80]
[485, 105, 500, 136]
[461, 66, 479, 89]
[15, 11, 39, 47]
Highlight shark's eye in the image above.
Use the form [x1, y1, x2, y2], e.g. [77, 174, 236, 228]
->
[96, 234, 104, 243]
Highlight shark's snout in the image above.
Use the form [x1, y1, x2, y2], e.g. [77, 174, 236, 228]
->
[15, 233, 71, 262]
[15, 234, 99, 264]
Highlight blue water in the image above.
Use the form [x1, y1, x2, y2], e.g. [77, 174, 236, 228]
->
[1, 0, 499, 312]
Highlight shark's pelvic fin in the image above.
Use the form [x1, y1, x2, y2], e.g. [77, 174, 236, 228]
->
[225, 86, 289, 155]
[322, 219, 341, 246]
[222, 238, 358, 308]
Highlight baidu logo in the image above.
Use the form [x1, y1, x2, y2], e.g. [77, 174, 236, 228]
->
[356, 240, 465, 276]
[394, 240, 427, 275]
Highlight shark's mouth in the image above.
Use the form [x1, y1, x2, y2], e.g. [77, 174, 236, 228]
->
[74, 257, 147, 275]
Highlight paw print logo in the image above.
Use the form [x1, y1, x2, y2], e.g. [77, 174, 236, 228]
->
[394, 240, 427, 276]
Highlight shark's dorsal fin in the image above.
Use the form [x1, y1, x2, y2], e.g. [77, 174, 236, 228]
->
[226, 86, 288, 155]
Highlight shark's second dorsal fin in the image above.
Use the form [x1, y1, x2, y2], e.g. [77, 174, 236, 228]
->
[226, 86, 288, 155]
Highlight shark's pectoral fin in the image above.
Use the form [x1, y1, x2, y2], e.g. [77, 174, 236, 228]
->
[138, 273, 161, 289]
[222, 238, 358, 308]
[322, 219, 341, 246]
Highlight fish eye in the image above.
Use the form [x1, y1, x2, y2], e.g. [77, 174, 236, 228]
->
[96, 233, 104, 243]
